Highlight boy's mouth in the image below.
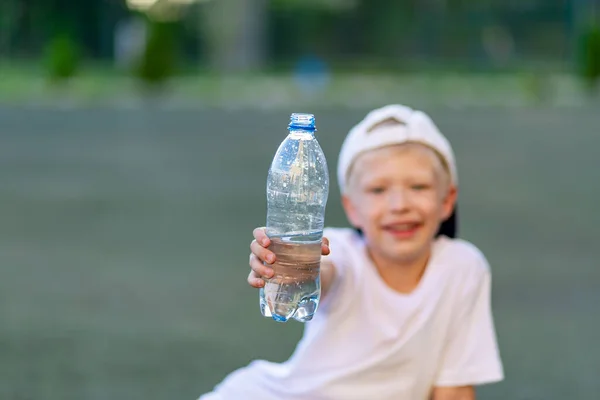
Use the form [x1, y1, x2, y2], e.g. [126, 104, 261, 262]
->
[382, 222, 422, 238]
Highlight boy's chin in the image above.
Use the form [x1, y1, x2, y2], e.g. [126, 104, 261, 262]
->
[365, 239, 431, 264]
[375, 234, 438, 261]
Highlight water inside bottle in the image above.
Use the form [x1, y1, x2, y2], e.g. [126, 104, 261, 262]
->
[260, 234, 322, 322]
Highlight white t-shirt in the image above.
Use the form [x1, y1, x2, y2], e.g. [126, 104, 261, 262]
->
[200, 227, 504, 400]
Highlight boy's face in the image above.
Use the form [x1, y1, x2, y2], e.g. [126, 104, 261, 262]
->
[341, 143, 457, 266]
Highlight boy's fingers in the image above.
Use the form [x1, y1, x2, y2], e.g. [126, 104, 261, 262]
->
[247, 271, 265, 288]
[252, 227, 270, 247]
[321, 237, 330, 256]
[250, 254, 274, 279]
[250, 240, 276, 264]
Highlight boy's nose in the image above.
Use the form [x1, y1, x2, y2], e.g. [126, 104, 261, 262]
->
[389, 190, 410, 211]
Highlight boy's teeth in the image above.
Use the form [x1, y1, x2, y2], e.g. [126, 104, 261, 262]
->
[392, 224, 412, 230]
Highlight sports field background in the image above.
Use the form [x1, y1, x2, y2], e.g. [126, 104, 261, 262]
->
[0, 103, 598, 400]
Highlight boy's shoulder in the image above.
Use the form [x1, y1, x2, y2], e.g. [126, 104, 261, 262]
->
[321, 227, 364, 266]
[435, 236, 492, 279]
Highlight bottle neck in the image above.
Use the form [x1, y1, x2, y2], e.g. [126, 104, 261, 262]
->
[289, 128, 315, 139]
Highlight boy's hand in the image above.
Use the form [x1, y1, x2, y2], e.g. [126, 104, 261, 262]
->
[247, 227, 330, 288]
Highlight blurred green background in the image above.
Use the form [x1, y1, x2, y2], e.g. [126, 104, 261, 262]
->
[1, 1, 600, 399]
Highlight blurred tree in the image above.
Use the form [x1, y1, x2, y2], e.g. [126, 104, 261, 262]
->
[43, 33, 80, 82]
[0, 0, 21, 58]
[200, 0, 267, 72]
[135, 15, 180, 87]
[0, 0, 586, 74]
[268, 1, 342, 60]
[578, 20, 600, 92]
[353, 0, 415, 60]
[270, 0, 356, 10]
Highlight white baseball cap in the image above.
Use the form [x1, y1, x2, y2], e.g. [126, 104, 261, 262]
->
[337, 104, 458, 194]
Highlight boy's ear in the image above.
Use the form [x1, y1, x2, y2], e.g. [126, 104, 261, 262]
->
[342, 194, 362, 229]
[442, 185, 458, 220]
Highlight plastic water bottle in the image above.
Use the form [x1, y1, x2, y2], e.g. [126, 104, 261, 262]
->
[259, 113, 329, 323]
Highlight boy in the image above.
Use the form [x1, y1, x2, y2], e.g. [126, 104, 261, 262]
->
[200, 104, 504, 400]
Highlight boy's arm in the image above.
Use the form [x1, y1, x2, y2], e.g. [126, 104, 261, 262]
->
[431, 386, 475, 400]
[319, 257, 337, 300]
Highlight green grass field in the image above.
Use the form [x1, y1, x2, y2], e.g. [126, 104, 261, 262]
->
[0, 64, 592, 109]
[0, 105, 598, 399]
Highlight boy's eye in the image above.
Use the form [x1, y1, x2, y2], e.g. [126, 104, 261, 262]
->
[411, 184, 430, 191]
[368, 187, 385, 194]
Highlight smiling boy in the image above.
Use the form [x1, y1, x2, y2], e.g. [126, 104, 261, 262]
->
[200, 104, 504, 400]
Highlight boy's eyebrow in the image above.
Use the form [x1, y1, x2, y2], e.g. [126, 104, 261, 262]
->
[366, 117, 406, 133]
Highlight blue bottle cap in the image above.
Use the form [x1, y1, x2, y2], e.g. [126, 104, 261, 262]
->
[288, 113, 316, 131]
